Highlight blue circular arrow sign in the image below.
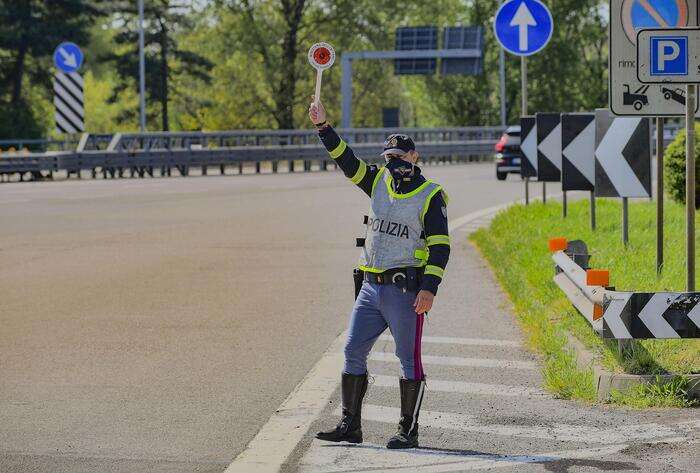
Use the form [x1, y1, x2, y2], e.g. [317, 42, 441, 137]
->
[53, 42, 84, 73]
[494, 0, 554, 56]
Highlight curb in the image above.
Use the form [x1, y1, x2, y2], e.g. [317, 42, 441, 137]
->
[565, 334, 700, 401]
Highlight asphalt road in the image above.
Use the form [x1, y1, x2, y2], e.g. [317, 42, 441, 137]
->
[0, 162, 528, 472]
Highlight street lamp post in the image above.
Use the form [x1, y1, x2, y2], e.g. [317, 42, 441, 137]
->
[138, 0, 146, 132]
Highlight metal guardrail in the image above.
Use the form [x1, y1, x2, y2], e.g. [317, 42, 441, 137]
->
[550, 238, 699, 340]
[0, 140, 497, 179]
[0, 122, 685, 153]
[0, 127, 503, 180]
[107, 127, 505, 151]
[0, 127, 505, 153]
[0, 121, 686, 180]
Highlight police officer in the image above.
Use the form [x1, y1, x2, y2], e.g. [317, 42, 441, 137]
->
[309, 100, 450, 449]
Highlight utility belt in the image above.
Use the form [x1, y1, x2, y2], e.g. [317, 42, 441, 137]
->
[353, 267, 423, 298]
[353, 215, 424, 298]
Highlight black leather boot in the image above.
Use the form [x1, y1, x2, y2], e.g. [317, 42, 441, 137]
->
[386, 378, 425, 449]
[316, 372, 368, 443]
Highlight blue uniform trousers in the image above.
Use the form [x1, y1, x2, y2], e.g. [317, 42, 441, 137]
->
[344, 281, 425, 380]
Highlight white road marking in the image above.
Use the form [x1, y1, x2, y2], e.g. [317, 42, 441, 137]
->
[300, 436, 689, 472]
[372, 374, 548, 398]
[369, 351, 537, 370]
[224, 333, 346, 473]
[378, 334, 522, 347]
[332, 404, 681, 444]
[225, 201, 543, 472]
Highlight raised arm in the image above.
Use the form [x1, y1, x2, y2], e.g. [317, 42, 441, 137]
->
[309, 100, 380, 197]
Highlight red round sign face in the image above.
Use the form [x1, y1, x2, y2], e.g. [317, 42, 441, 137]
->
[308, 42, 335, 70]
[313, 48, 331, 65]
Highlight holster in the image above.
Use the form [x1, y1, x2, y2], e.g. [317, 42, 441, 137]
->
[353, 268, 364, 300]
[395, 267, 423, 293]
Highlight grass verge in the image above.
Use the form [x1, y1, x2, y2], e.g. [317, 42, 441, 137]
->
[470, 197, 700, 407]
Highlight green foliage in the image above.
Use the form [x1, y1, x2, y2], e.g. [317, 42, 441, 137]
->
[0, 0, 617, 134]
[100, 1, 213, 131]
[664, 123, 700, 208]
[609, 376, 699, 408]
[0, 0, 104, 138]
[83, 70, 139, 133]
[471, 198, 700, 406]
[411, 0, 607, 126]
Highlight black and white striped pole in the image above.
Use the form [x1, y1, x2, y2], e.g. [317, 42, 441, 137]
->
[52, 42, 85, 135]
[53, 72, 84, 134]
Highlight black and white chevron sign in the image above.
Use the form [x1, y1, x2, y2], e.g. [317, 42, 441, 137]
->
[594, 109, 651, 198]
[602, 292, 700, 339]
[536, 113, 561, 182]
[520, 116, 537, 178]
[561, 113, 595, 192]
[53, 71, 84, 134]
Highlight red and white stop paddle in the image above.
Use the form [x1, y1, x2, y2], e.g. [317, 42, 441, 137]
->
[308, 42, 335, 107]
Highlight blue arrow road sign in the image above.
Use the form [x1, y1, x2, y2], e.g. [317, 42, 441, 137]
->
[494, 0, 554, 56]
[53, 42, 83, 73]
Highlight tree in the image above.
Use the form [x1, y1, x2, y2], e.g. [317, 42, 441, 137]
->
[102, 1, 213, 131]
[198, 0, 463, 130]
[0, 0, 102, 138]
[415, 0, 608, 126]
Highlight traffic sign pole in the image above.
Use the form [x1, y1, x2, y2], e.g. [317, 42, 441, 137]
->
[656, 116, 664, 274]
[622, 197, 629, 246]
[499, 0, 507, 127]
[493, 0, 553, 208]
[687, 83, 696, 291]
[499, 47, 506, 126]
[522, 56, 529, 205]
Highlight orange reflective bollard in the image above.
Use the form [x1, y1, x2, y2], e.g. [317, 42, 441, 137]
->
[586, 269, 609, 287]
[593, 304, 604, 321]
[548, 237, 568, 253]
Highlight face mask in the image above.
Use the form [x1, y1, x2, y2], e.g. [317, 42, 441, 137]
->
[385, 157, 415, 185]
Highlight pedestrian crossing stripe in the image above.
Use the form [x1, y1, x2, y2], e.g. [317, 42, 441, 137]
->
[369, 351, 537, 370]
[334, 404, 680, 444]
[372, 374, 548, 397]
[54, 71, 84, 134]
[602, 292, 700, 339]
